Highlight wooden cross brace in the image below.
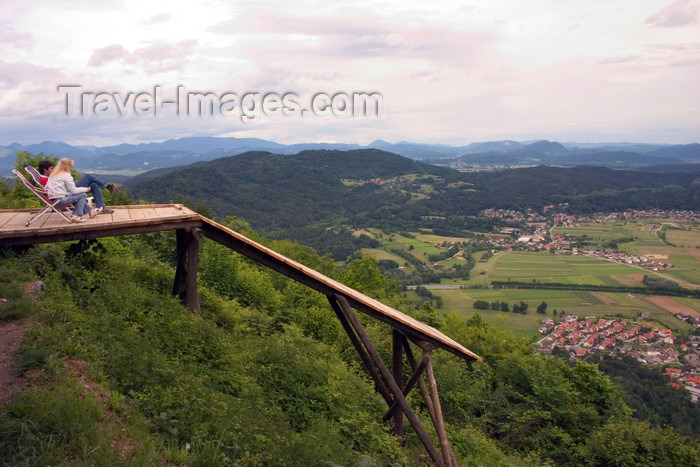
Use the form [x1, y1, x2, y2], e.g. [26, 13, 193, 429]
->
[327, 294, 457, 467]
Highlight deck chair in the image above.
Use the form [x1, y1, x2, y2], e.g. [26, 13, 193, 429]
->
[24, 166, 44, 186]
[12, 169, 75, 226]
[27, 166, 96, 208]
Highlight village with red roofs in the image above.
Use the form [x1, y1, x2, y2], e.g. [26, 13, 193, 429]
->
[538, 313, 700, 402]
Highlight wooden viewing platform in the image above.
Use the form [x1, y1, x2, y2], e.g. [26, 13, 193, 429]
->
[0, 204, 481, 466]
[0, 204, 202, 245]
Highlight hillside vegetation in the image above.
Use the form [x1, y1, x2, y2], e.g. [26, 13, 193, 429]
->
[1, 216, 699, 465]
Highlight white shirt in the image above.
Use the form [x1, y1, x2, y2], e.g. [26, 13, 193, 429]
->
[45, 172, 89, 199]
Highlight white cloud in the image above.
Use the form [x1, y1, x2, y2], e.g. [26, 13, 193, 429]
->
[646, 0, 700, 28]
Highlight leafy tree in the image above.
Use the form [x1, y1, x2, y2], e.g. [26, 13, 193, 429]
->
[415, 302, 443, 329]
[199, 241, 283, 311]
[341, 254, 399, 300]
[595, 355, 700, 437]
[579, 420, 699, 466]
[12, 150, 58, 175]
[377, 259, 399, 271]
[537, 301, 548, 314]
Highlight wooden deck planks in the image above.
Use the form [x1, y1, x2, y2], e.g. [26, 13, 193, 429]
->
[154, 206, 182, 218]
[89, 211, 114, 225]
[128, 208, 147, 220]
[1, 212, 35, 231]
[38, 212, 73, 229]
[0, 205, 201, 244]
[139, 207, 160, 221]
[111, 208, 131, 222]
[0, 212, 20, 229]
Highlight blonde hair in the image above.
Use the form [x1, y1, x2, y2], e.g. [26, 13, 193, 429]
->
[49, 158, 74, 178]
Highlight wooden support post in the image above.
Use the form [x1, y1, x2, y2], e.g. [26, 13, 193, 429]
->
[327, 296, 393, 406]
[334, 294, 445, 467]
[392, 329, 404, 438]
[173, 229, 186, 299]
[426, 356, 455, 467]
[382, 347, 430, 423]
[185, 227, 203, 316]
[172, 227, 202, 316]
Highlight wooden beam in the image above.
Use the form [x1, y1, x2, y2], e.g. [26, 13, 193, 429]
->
[403, 338, 438, 424]
[200, 220, 480, 362]
[327, 296, 393, 406]
[426, 356, 454, 466]
[334, 294, 445, 467]
[392, 329, 404, 438]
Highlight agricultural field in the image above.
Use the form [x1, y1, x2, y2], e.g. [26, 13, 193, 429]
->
[366, 220, 700, 336]
[665, 226, 700, 250]
[554, 219, 700, 288]
[358, 228, 471, 268]
[417, 287, 699, 337]
[553, 222, 634, 246]
[358, 248, 406, 265]
[467, 251, 645, 286]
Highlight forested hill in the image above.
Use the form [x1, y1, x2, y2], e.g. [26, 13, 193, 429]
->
[128, 149, 456, 229]
[128, 149, 700, 234]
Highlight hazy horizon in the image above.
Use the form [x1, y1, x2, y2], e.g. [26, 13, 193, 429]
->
[2, 135, 697, 150]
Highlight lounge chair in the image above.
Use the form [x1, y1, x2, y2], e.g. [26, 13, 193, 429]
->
[12, 169, 75, 226]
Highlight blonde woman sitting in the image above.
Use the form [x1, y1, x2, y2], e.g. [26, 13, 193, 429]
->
[45, 158, 96, 223]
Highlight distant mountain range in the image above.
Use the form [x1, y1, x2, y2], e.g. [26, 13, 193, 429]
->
[2, 137, 699, 175]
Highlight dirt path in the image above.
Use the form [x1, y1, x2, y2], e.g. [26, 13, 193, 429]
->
[0, 319, 31, 403]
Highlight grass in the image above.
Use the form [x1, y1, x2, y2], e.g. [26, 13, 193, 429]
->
[666, 227, 700, 249]
[664, 253, 700, 285]
[0, 265, 40, 321]
[0, 260, 166, 465]
[359, 248, 407, 264]
[552, 223, 633, 246]
[0, 241, 410, 466]
[0, 372, 165, 465]
[363, 230, 466, 264]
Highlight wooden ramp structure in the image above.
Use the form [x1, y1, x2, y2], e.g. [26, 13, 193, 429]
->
[0, 205, 481, 466]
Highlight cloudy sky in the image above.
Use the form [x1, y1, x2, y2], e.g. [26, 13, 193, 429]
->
[1, 0, 699, 146]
